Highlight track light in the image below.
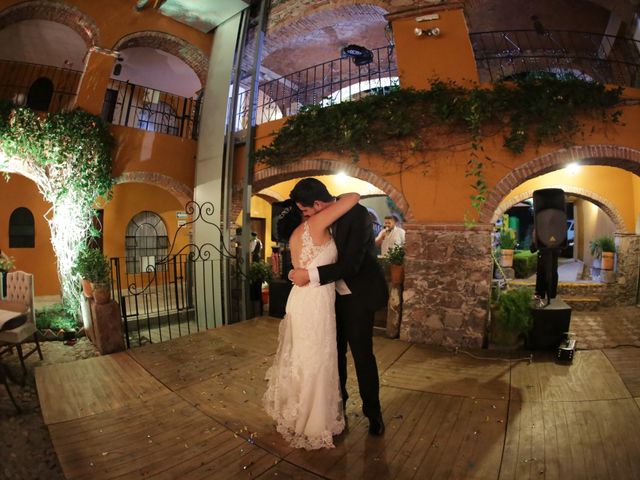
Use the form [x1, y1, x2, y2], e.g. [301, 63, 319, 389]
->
[415, 27, 441, 37]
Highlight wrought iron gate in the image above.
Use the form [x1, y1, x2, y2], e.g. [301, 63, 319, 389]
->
[110, 202, 241, 348]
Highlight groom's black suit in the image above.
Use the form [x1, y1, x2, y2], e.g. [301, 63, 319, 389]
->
[316, 203, 388, 418]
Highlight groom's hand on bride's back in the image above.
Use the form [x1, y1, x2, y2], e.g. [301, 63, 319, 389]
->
[289, 268, 310, 286]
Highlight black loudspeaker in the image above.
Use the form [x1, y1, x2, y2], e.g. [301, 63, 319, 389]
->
[527, 298, 572, 350]
[268, 279, 293, 318]
[271, 201, 289, 242]
[533, 188, 567, 248]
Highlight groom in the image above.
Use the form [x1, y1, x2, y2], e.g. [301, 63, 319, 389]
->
[289, 178, 389, 435]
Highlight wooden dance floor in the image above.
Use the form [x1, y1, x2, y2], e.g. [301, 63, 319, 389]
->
[36, 317, 640, 479]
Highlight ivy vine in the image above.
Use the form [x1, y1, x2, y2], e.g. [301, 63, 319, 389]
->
[255, 75, 623, 221]
[0, 102, 114, 314]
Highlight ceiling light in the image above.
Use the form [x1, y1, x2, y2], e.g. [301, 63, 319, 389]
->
[566, 162, 580, 174]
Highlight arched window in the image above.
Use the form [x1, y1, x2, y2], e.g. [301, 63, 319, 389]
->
[125, 211, 169, 274]
[26, 77, 54, 111]
[9, 207, 35, 248]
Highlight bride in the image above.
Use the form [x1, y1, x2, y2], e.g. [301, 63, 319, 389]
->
[263, 191, 360, 450]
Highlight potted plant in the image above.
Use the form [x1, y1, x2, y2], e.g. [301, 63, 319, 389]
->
[385, 244, 405, 285]
[498, 229, 517, 268]
[589, 235, 616, 270]
[73, 247, 111, 303]
[490, 287, 533, 347]
[248, 261, 273, 316]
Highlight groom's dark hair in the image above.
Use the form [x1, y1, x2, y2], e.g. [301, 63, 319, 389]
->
[290, 178, 333, 207]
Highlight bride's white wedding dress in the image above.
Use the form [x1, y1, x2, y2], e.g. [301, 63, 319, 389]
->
[263, 222, 345, 450]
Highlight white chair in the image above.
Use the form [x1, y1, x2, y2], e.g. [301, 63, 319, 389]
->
[0, 271, 43, 376]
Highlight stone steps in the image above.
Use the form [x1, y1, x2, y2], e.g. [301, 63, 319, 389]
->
[559, 296, 601, 311]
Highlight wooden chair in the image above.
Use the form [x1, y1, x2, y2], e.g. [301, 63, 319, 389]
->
[0, 271, 43, 377]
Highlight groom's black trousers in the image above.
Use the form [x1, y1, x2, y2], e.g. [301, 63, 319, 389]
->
[335, 293, 381, 419]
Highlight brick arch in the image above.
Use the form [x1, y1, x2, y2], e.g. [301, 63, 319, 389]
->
[491, 185, 627, 232]
[0, 0, 99, 48]
[252, 159, 413, 220]
[480, 144, 640, 226]
[115, 172, 193, 209]
[112, 31, 207, 86]
[267, 0, 392, 36]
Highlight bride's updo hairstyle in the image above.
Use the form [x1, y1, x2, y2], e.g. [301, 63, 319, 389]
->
[276, 199, 303, 242]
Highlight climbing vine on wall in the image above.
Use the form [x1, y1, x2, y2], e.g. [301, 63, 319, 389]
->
[0, 103, 114, 314]
[255, 75, 623, 222]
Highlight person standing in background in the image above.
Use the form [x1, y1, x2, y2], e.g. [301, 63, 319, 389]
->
[375, 215, 406, 256]
[250, 232, 263, 263]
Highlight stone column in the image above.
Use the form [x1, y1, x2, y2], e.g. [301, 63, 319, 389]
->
[74, 47, 118, 115]
[614, 233, 640, 305]
[400, 223, 493, 348]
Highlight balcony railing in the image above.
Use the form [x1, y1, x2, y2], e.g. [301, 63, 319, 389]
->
[471, 29, 640, 88]
[0, 59, 81, 112]
[235, 45, 398, 130]
[102, 79, 202, 140]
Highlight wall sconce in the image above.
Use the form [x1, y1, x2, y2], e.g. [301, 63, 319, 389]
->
[415, 27, 441, 37]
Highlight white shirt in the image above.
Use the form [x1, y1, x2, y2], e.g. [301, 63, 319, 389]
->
[379, 226, 405, 256]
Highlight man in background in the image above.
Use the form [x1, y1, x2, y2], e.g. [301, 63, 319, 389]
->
[375, 215, 405, 256]
[250, 232, 262, 262]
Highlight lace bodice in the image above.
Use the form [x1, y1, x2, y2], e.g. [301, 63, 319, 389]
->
[298, 222, 337, 269]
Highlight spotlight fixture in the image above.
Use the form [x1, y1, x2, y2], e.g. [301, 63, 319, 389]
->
[341, 44, 374, 66]
[415, 27, 441, 37]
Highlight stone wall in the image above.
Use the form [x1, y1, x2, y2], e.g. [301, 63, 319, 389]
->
[400, 223, 493, 348]
[615, 233, 640, 305]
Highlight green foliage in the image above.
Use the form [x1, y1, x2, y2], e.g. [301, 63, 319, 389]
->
[498, 229, 517, 249]
[35, 303, 79, 331]
[72, 247, 110, 284]
[589, 235, 616, 257]
[385, 244, 405, 265]
[0, 104, 114, 204]
[494, 287, 534, 336]
[513, 250, 538, 278]
[0, 103, 115, 312]
[254, 76, 622, 221]
[248, 261, 273, 284]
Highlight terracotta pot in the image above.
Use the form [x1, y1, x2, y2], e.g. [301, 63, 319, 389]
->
[92, 282, 111, 304]
[81, 278, 93, 298]
[390, 264, 404, 285]
[601, 252, 614, 270]
[500, 249, 514, 268]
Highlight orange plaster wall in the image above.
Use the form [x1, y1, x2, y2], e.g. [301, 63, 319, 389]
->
[250, 94, 640, 224]
[111, 125, 197, 189]
[102, 183, 190, 289]
[633, 174, 640, 233]
[0, 0, 212, 54]
[499, 166, 637, 232]
[102, 182, 188, 259]
[392, 8, 479, 89]
[0, 175, 60, 295]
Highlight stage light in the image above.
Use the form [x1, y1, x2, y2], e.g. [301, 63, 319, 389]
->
[415, 27, 441, 37]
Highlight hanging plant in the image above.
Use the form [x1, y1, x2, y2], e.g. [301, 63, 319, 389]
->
[0, 103, 115, 315]
[254, 75, 623, 222]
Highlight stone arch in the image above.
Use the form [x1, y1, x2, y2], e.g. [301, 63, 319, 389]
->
[480, 144, 640, 227]
[0, 0, 99, 48]
[491, 185, 627, 232]
[115, 171, 193, 209]
[112, 31, 208, 87]
[252, 158, 413, 219]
